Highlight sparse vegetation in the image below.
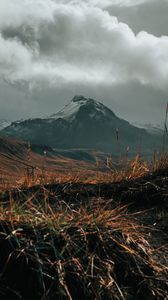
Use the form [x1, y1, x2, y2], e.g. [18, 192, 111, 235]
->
[0, 154, 168, 299]
[0, 130, 168, 300]
[0, 196, 167, 299]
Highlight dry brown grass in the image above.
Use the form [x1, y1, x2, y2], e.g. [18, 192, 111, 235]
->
[0, 153, 168, 299]
[0, 196, 167, 300]
[1, 151, 168, 191]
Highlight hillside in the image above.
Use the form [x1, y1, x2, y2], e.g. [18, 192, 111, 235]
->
[1, 96, 161, 155]
[0, 119, 11, 130]
[0, 136, 98, 187]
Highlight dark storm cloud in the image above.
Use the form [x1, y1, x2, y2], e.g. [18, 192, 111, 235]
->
[0, 0, 168, 90]
[0, 0, 168, 124]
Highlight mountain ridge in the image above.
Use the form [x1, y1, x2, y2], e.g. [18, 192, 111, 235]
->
[1, 96, 161, 154]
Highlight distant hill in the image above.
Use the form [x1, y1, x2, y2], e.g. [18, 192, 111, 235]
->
[1, 96, 162, 155]
[0, 136, 98, 186]
[132, 122, 163, 136]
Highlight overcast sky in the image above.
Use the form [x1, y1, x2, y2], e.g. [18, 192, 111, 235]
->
[0, 0, 168, 125]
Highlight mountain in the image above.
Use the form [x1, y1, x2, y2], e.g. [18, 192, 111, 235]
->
[0, 119, 11, 130]
[0, 96, 162, 154]
[132, 122, 163, 136]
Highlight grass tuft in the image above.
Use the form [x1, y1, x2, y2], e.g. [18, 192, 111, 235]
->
[0, 196, 167, 299]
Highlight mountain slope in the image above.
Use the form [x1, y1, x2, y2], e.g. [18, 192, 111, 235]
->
[0, 136, 99, 187]
[0, 119, 11, 130]
[133, 122, 163, 136]
[1, 96, 161, 154]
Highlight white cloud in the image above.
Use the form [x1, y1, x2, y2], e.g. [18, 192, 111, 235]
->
[0, 33, 34, 82]
[0, 0, 168, 93]
[0, 0, 55, 29]
[55, 0, 153, 8]
[80, 0, 150, 8]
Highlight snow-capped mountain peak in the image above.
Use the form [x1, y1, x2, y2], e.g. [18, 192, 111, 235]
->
[49, 96, 85, 121]
[71, 95, 88, 103]
[1, 95, 161, 153]
[49, 95, 116, 122]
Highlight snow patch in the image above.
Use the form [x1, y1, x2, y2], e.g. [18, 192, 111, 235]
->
[48, 96, 110, 122]
[132, 122, 163, 136]
[0, 119, 11, 130]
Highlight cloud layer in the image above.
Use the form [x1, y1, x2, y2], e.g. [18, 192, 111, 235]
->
[106, 0, 168, 37]
[0, 0, 168, 94]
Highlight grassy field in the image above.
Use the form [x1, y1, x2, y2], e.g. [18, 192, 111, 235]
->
[0, 155, 168, 299]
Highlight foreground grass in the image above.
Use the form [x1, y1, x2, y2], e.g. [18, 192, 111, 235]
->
[0, 155, 168, 299]
[0, 196, 167, 300]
